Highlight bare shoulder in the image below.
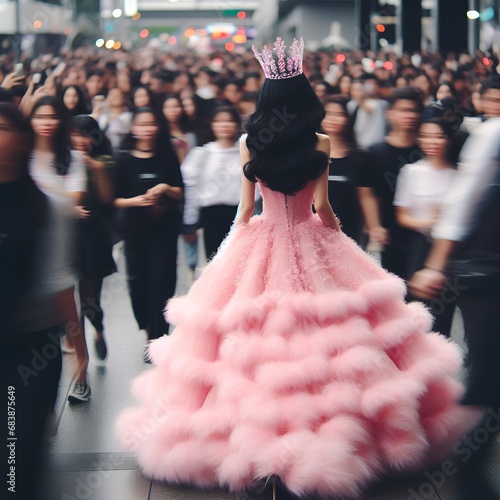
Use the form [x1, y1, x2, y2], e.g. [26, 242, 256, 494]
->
[316, 133, 331, 154]
[239, 134, 252, 162]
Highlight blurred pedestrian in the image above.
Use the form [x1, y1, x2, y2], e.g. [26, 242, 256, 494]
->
[114, 107, 183, 354]
[181, 106, 242, 261]
[0, 103, 89, 500]
[95, 87, 132, 151]
[409, 116, 500, 500]
[28, 95, 92, 401]
[320, 95, 368, 244]
[358, 88, 423, 279]
[394, 115, 457, 336]
[70, 115, 116, 362]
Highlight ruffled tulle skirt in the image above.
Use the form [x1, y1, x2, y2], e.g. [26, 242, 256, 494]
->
[117, 213, 473, 498]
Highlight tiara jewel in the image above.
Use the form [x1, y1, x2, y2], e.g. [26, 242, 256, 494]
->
[252, 37, 305, 80]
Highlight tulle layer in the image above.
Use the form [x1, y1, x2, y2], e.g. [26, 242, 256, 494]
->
[117, 213, 468, 497]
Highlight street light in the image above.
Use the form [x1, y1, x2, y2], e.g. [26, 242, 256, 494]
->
[112, 8, 122, 18]
[467, 10, 480, 20]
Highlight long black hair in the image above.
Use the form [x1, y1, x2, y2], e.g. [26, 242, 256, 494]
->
[321, 95, 357, 148]
[131, 85, 156, 109]
[161, 94, 192, 134]
[121, 106, 179, 166]
[30, 95, 72, 176]
[70, 115, 113, 157]
[61, 85, 89, 116]
[243, 73, 328, 194]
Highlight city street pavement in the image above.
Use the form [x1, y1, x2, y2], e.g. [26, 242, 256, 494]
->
[40, 240, 500, 500]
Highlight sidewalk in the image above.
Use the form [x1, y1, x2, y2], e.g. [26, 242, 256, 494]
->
[40, 243, 499, 500]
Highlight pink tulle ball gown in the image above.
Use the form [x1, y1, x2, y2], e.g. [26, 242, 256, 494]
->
[117, 180, 469, 498]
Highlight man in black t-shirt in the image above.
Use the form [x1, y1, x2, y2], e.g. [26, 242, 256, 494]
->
[357, 88, 423, 279]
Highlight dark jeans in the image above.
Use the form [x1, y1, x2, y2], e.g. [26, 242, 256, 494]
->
[458, 292, 500, 407]
[1, 327, 63, 500]
[124, 218, 180, 340]
[200, 204, 238, 261]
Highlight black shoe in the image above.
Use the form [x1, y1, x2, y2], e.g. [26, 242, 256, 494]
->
[68, 382, 91, 403]
[94, 333, 108, 361]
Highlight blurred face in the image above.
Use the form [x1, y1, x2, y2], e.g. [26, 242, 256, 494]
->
[162, 97, 183, 124]
[413, 75, 431, 97]
[108, 88, 125, 107]
[314, 83, 328, 99]
[63, 87, 79, 110]
[481, 88, 500, 118]
[130, 112, 159, 142]
[86, 75, 104, 98]
[245, 76, 260, 92]
[133, 88, 151, 108]
[31, 105, 62, 139]
[182, 97, 196, 118]
[224, 84, 242, 104]
[436, 84, 453, 101]
[338, 76, 351, 95]
[350, 81, 365, 101]
[395, 77, 408, 89]
[70, 130, 92, 153]
[388, 99, 421, 131]
[173, 73, 189, 94]
[321, 103, 348, 136]
[417, 122, 449, 158]
[211, 112, 239, 141]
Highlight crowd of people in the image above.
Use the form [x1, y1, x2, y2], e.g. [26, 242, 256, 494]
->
[1, 41, 500, 499]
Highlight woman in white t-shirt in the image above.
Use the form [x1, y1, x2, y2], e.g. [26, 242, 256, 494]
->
[28, 96, 91, 402]
[394, 116, 457, 337]
[29, 96, 87, 205]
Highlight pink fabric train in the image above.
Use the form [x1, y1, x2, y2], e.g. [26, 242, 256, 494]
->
[117, 180, 470, 498]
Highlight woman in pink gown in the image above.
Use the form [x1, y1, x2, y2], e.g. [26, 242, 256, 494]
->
[117, 39, 472, 498]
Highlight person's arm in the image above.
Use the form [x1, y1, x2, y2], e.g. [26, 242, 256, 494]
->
[408, 239, 457, 299]
[146, 183, 183, 201]
[146, 148, 184, 202]
[86, 155, 114, 205]
[313, 135, 340, 230]
[396, 207, 436, 232]
[66, 151, 88, 205]
[357, 187, 389, 244]
[112, 152, 155, 208]
[234, 136, 255, 225]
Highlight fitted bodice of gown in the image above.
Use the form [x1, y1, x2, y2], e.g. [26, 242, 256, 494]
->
[257, 180, 316, 226]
